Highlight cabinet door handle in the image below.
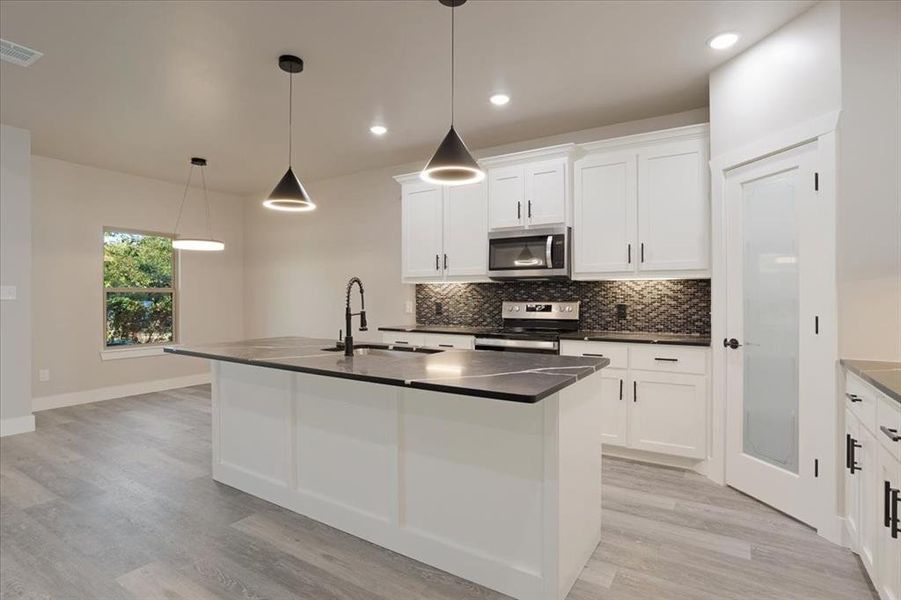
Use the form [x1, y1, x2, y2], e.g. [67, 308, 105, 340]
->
[435, 254, 439, 271]
[654, 357, 679, 362]
[581, 353, 605, 357]
[627, 243, 631, 264]
[633, 381, 637, 402]
[892, 487, 900, 538]
[846, 392, 863, 403]
[528, 200, 532, 219]
[438, 344, 454, 348]
[640, 242, 645, 263]
[444, 253, 448, 270]
[880, 426, 901, 442]
[850, 437, 862, 474]
[517, 201, 521, 220]
[885, 480, 894, 528]
[619, 378, 623, 400]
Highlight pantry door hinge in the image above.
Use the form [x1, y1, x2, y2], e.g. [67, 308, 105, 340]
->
[814, 172, 819, 191]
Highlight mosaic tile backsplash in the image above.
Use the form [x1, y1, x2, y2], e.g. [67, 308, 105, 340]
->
[416, 279, 711, 334]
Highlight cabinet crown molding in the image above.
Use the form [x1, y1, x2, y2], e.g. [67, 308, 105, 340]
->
[578, 123, 710, 154]
[478, 143, 577, 168]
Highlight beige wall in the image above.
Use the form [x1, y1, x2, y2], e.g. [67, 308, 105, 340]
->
[709, 1, 842, 158]
[836, 0, 901, 361]
[30, 156, 246, 399]
[1, 124, 33, 424]
[243, 108, 709, 340]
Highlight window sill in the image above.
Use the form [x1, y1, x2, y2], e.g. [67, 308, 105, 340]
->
[100, 346, 168, 361]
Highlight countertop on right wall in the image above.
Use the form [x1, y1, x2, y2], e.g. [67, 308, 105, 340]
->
[841, 359, 901, 403]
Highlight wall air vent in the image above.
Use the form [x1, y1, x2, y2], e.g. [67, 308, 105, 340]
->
[0, 39, 43, 67]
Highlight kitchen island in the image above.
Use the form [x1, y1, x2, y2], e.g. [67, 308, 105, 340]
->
[165, 337, 609, 600]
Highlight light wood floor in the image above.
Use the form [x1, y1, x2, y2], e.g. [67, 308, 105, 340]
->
[0, 385, 877, 600]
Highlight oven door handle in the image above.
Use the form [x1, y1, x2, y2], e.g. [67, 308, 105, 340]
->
[546, 236, 553, 268]
[474, 337, 558, 351]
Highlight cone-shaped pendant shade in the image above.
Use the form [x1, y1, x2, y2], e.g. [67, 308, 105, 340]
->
[263, 167, 316, 212]
[420, 126, 484, 186]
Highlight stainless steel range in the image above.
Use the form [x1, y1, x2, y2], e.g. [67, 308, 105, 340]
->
[474, 301, 580, 354]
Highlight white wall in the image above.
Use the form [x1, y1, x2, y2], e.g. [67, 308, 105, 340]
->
[30, 156, 246, 402]
[243, 108, 708, 339]
[836, 0, 901, 361]
[709, 1, 842, 158]
[0, 124, 35, 434]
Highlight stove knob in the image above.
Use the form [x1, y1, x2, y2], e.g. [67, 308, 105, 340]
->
[565, 306, 573, 312]
[513, 306, 520, 312]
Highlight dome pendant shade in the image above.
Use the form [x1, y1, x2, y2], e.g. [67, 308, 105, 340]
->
[420, 126, 484, 186]
[263, 167, 315, 212]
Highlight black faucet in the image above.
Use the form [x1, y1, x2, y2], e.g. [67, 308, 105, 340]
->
[344, 277, 368, 356]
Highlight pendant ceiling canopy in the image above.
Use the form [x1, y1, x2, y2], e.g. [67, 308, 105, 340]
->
[172, 157, 225, 251]
[421, 0, 484, 186]
[263, 54, 316, 212]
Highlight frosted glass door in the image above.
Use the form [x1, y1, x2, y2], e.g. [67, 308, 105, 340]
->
[741, 169, 799, 473]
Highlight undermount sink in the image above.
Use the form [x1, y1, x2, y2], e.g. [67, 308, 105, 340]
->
[320, 344, 444, 358]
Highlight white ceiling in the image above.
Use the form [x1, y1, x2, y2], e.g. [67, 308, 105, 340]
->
[0, 0, 814, 196]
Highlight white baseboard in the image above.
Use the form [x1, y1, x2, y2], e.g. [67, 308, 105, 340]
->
[0, 414, 36, 437]
[32, 372, 211, 412]
[603, 445, 708, 475]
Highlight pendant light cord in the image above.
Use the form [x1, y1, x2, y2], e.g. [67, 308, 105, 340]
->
[200, 165, 212, 240]
[450, 3, 455, 127]
[288, 71, 293, 167]
[173, 165, 194, 236]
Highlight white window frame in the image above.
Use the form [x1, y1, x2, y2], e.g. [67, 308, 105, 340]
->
[101, 227, 178, 359]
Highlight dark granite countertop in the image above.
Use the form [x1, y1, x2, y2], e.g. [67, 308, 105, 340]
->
[561, 331, 710, 346]
[379, 325, 496, 336]
[841, 359, 901, 404]
[380, 325, 710, 346]
[164, 336, 608, 404]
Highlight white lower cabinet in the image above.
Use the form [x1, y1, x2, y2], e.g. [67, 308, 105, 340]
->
[381, 331, 474, 350]
[560, 340, 709, 461]
[630, 370, 707, 459]
[844, 371, 901, 600]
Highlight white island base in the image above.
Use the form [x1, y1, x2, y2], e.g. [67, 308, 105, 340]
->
[211, 361, 603, 600]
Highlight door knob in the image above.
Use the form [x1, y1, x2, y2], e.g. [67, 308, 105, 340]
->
[723, 338, 742, 349]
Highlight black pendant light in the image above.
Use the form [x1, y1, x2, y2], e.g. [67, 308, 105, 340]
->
[263, 55, 315, 212]
[420, 0, 484, 186]
[172, 157, 225, 251]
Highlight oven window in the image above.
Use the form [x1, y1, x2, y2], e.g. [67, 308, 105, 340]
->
[489, 235, 550, 270]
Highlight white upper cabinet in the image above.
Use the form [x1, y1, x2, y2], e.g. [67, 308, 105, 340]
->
[488, 165, 525, 229]
[402, 181, 444, 280]
[573, 125, 710, 279]
[397, 175, 487, 283]
[444, 182, 488, 277]
[525, 159, 567, 226]
[638, 138, 709, 272]
[573, 152, 637, 274]
[484, 144, 574, 231]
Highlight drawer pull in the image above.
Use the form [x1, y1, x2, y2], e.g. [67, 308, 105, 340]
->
[654, 357, 679, 362]
[394, 340, 410, 345]
[582, 353, 605, 357]
[845, 392, 863, 403]
[438, 344, 454, 348]
[880, 426, 901, 442]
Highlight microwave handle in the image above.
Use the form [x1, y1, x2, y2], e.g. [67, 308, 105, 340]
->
[546, 235, 553, 268]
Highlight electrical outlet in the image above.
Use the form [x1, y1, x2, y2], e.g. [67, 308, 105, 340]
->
[0, 285, 16, 301]
[616, 303, 627, 320]
[404, 300, 414, 314]
[435, 302, 443, 316]
[38, 368, 50, 382]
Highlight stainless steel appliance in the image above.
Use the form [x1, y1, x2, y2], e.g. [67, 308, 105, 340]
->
[487, 226, 571, 280]
[474, 301, 580, 354]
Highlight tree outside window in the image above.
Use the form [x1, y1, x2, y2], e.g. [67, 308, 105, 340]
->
[103, 229, 176, 347]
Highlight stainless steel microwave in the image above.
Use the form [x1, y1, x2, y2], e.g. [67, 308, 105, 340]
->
[487, 226, 571, 280]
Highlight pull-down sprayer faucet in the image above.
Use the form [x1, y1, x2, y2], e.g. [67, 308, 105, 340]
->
[344, 277, 367, 356]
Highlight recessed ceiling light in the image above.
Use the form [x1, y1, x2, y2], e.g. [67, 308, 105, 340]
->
[489, 94, 510, 106]
[370, 125, 387, 136]
[707, 32, 739, 50]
